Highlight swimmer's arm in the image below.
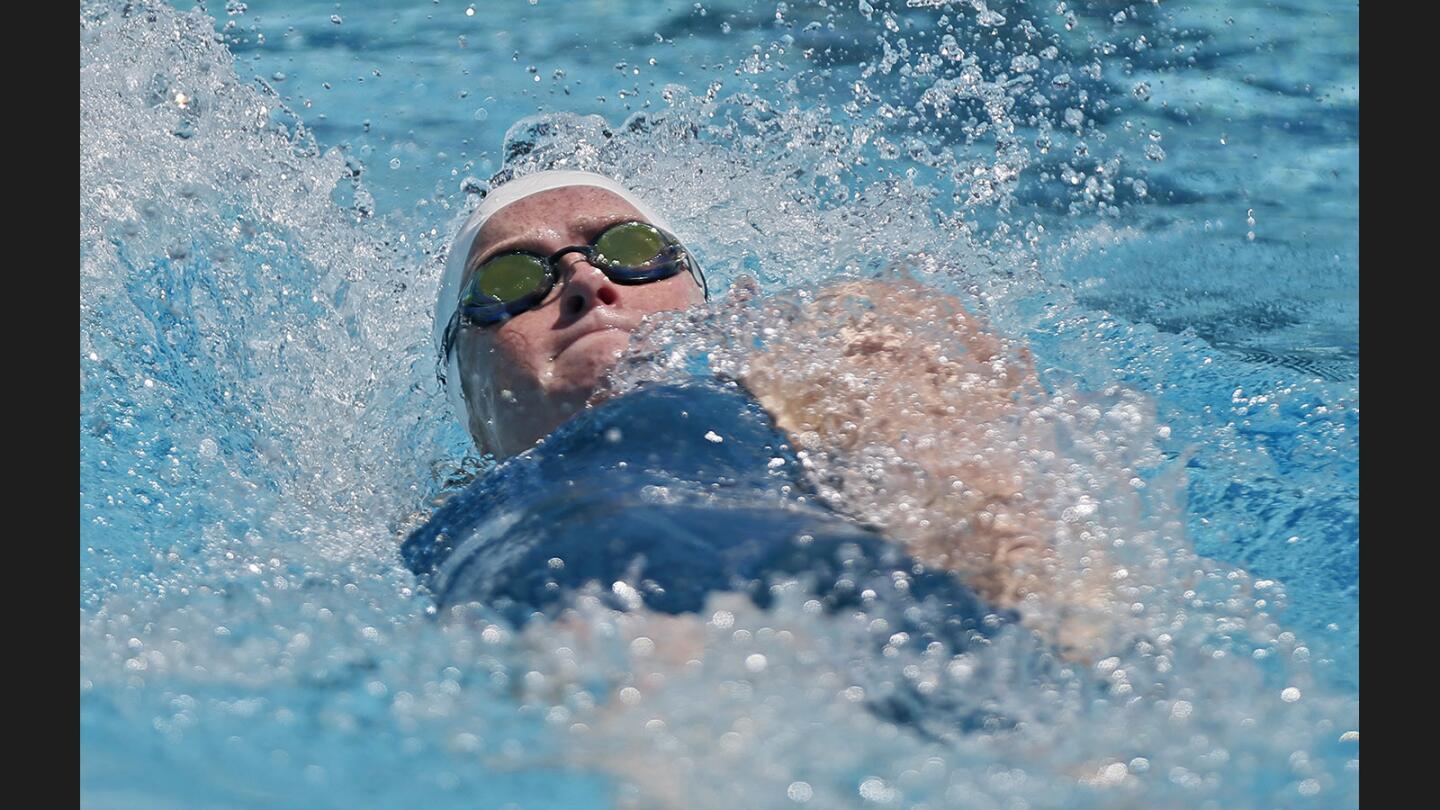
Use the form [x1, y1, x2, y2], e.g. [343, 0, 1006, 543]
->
[737, 276, 1116, 659]
[736, 275, 1047, 570]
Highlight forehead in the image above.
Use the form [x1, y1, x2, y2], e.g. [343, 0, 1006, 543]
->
[467, 185, 648, 265]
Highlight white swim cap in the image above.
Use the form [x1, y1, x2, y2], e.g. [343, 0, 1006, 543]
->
[435, 169, 683, 434]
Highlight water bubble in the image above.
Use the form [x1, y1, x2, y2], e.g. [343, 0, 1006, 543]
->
[787, 781, 813, 802]
[1011, 54, 1040, 73]
[1281, 687, 1302, 702]
[858, 777, 898, 803]
[976, 8, 1006, 28]
[1133, 82, 1152, 101]
[329, 14, 342, 25]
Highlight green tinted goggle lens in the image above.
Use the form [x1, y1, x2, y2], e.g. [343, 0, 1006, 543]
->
[594, 222, 667, 267]
[451, 220, 705, 342]
[474, 253, 548, 304]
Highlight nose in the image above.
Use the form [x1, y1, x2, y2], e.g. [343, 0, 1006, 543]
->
[556, 256, 620, 319]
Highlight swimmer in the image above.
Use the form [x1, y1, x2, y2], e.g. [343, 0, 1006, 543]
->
[417, 169, 1117, 653]
[407, 168, 1135, 803]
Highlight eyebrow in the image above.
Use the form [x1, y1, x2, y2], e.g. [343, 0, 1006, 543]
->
[465, 213, 648, 275]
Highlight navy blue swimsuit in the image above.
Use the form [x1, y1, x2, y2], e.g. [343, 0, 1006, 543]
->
[403, 382, 1041, 737]
[403, 380, 1011, 651]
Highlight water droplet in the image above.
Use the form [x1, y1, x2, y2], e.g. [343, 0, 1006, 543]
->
[1011, 54, 1039, 73]
[977, 10, 1006, 28]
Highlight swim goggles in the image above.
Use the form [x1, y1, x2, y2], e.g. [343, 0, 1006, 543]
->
[441, 220, 708, 363]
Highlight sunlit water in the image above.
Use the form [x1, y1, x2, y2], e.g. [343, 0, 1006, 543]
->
[81, 1, 1357, 807]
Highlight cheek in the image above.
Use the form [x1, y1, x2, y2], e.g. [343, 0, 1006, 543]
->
[471, 325, 553, 388]
[634, 275, 704, 312]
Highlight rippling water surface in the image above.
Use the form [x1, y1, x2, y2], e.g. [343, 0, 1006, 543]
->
[81, 1, 1357, 807]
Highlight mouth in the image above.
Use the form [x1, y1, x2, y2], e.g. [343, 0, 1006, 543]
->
[553, 309, 646, 360]
[554, 324, 632, 359]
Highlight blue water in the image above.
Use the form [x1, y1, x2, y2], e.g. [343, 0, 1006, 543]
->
[82, 1, 1357, 807]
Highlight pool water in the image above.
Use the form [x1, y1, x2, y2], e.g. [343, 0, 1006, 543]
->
[81, 1, 1357, 807]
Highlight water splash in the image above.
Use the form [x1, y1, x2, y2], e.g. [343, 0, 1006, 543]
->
[82, 1, 1357, 807]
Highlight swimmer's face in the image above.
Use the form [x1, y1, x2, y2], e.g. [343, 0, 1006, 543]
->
[453, 186, 705, 456]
